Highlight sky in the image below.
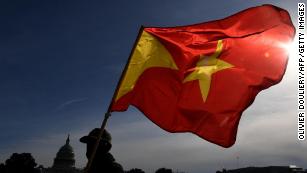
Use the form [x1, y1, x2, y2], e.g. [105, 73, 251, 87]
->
[0, 0, 306, 173]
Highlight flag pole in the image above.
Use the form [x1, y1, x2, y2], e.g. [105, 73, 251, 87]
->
[106, 25, 145, 113]
[84, 26, 144, 173]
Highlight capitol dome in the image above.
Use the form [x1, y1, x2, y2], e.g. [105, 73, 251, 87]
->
[52, 135, 75, 169]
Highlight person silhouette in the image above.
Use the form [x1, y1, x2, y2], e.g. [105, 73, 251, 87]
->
[80, 128, 124, 173]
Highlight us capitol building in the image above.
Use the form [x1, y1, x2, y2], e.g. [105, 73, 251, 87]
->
[42, 135, 82, 173]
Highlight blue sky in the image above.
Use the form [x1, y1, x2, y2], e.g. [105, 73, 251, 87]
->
[0, 1, 306, 173]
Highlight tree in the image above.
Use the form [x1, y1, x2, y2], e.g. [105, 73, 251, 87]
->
[155, 168, 173, 173]
[5, 153, 39, 173]
[0, 163, 5, 172]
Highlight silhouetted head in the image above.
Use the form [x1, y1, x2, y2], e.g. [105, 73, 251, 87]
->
[80, 128, 112, 158]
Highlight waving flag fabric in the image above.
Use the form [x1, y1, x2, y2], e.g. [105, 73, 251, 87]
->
[110, 4, 295, 147]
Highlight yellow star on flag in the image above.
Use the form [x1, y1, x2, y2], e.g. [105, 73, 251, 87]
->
[183, 40, 233, 102]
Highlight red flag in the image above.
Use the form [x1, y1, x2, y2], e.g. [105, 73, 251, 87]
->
[110, 4, 295, 147]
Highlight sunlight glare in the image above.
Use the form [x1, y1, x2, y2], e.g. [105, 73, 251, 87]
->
[278, 36, 297, 59]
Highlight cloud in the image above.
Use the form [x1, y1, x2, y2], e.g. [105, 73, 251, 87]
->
[55, 98, 88, 112]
